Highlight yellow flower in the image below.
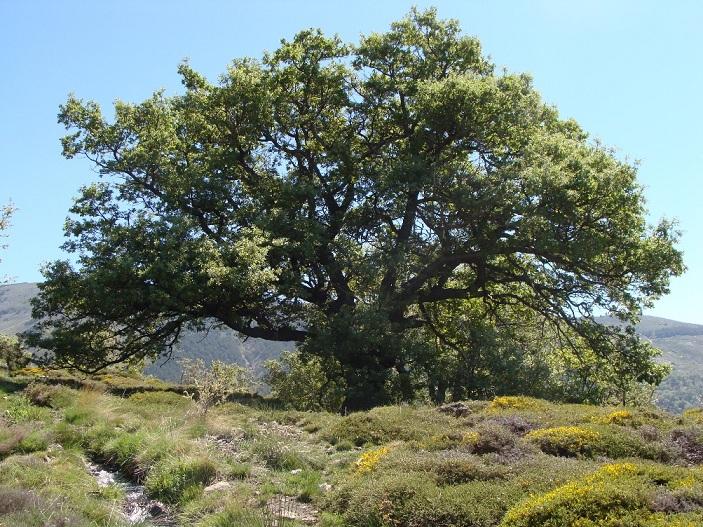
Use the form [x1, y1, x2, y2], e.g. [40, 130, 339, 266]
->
[601, 410, 633, 424]
[355, 446, 390, 474]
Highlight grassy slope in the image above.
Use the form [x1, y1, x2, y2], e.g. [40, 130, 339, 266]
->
[2, 373, 703, 526]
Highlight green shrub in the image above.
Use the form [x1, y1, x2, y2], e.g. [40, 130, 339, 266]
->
[526, 425, 666, 460]
[323, 406, 452, 446]
[434, 456, 512, 484]
[24, 383, 76, 408]
[336, 471, 522, 527]
[196, 505, 267, 527]
[264, 351, 346, 412]
[525, 426, 600, 457]
[103, 430, 147, 469]
[181, 358, 254, 414]
[63, 405, 97, 425]
[251, 439, 320, 471]
[145, 455, 217, 503]
[3, 396, 50, 424]
[17, 432, 48, 454]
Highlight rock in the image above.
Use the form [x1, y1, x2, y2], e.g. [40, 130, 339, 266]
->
[290, 468, 303, 475]
[437, 401, 473, 417]
[147, 500, 168, 517]
[204, 481, 232, 493]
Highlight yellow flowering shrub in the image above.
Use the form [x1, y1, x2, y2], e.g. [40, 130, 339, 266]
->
[525, 426, 601, 457]
[682, 408, 703, 425]
[602, 410, 634, 425]
[501, 463, 703, 527]
[17, 366, 46, 377]
[462, 431, 480, 445]
[355, 446, 390, 474]
[489, 396, 542, 411]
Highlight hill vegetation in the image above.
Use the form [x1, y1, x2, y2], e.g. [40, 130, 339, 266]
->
[2, 371, 703, 526]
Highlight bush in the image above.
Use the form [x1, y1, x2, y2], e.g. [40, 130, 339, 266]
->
[526, 425, 666, 460]
[16, 432, 48, 454]
[3, 396, 50, 424]
[433, 456, 512, 485]
[668, 428, 703, 465]
[145, 455, 218, 503]
[0, 427, 26, 457]
[355, 446, 390, 474]
[335, 472, 522, 527]
[24, 383, 76, 409]
[489, 396, 547, 412]
[181, 359, 254, 414]
[602, 409, 636, 425]
[472, 423, 522, 456]
[251, 439, 319, 471]
[323, 406, 453, 446]
[0, 487, 38, 514]
[526, 426, 601, 457]
[501, 463, 703, 527]
[0, 334, 31, 375]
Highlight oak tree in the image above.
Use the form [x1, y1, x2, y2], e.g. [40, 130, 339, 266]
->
[29, 9, 683, 408]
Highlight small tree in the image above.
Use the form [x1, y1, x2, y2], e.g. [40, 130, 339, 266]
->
[180, 358, 253, 414]
[0, 334, 31, 375]
[0, 201, 15, 283]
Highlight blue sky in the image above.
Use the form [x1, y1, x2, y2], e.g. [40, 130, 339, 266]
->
[1, 0, 701, 322]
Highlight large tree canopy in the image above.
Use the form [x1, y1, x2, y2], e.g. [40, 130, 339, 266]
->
[29, 9, 683, 408]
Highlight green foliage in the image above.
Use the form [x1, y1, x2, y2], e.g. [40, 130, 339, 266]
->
[0, 450, 127, 527]
[323, 405, 454, 446]
[145, 455, 218, 503]
[3, 395, 51, 424]
[334, 471, 522, 527]
[24, 382, 77, 408]
[251, 438, 322, 471]
[265, 351, 346, 412]
[181, 358, 254, 414]
[29, 8, 682, 410]
[526, 425, 669, 460]
[0, 334, 31, 375]
[3, 369, 703, 527]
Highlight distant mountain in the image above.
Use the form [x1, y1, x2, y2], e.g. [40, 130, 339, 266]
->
[1, 282, 701, 411]
[0, 282, 291, 382]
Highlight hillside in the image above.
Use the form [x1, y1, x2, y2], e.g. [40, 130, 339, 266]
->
[2, 372, 703, 526]
[1, 282, 702, 410]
